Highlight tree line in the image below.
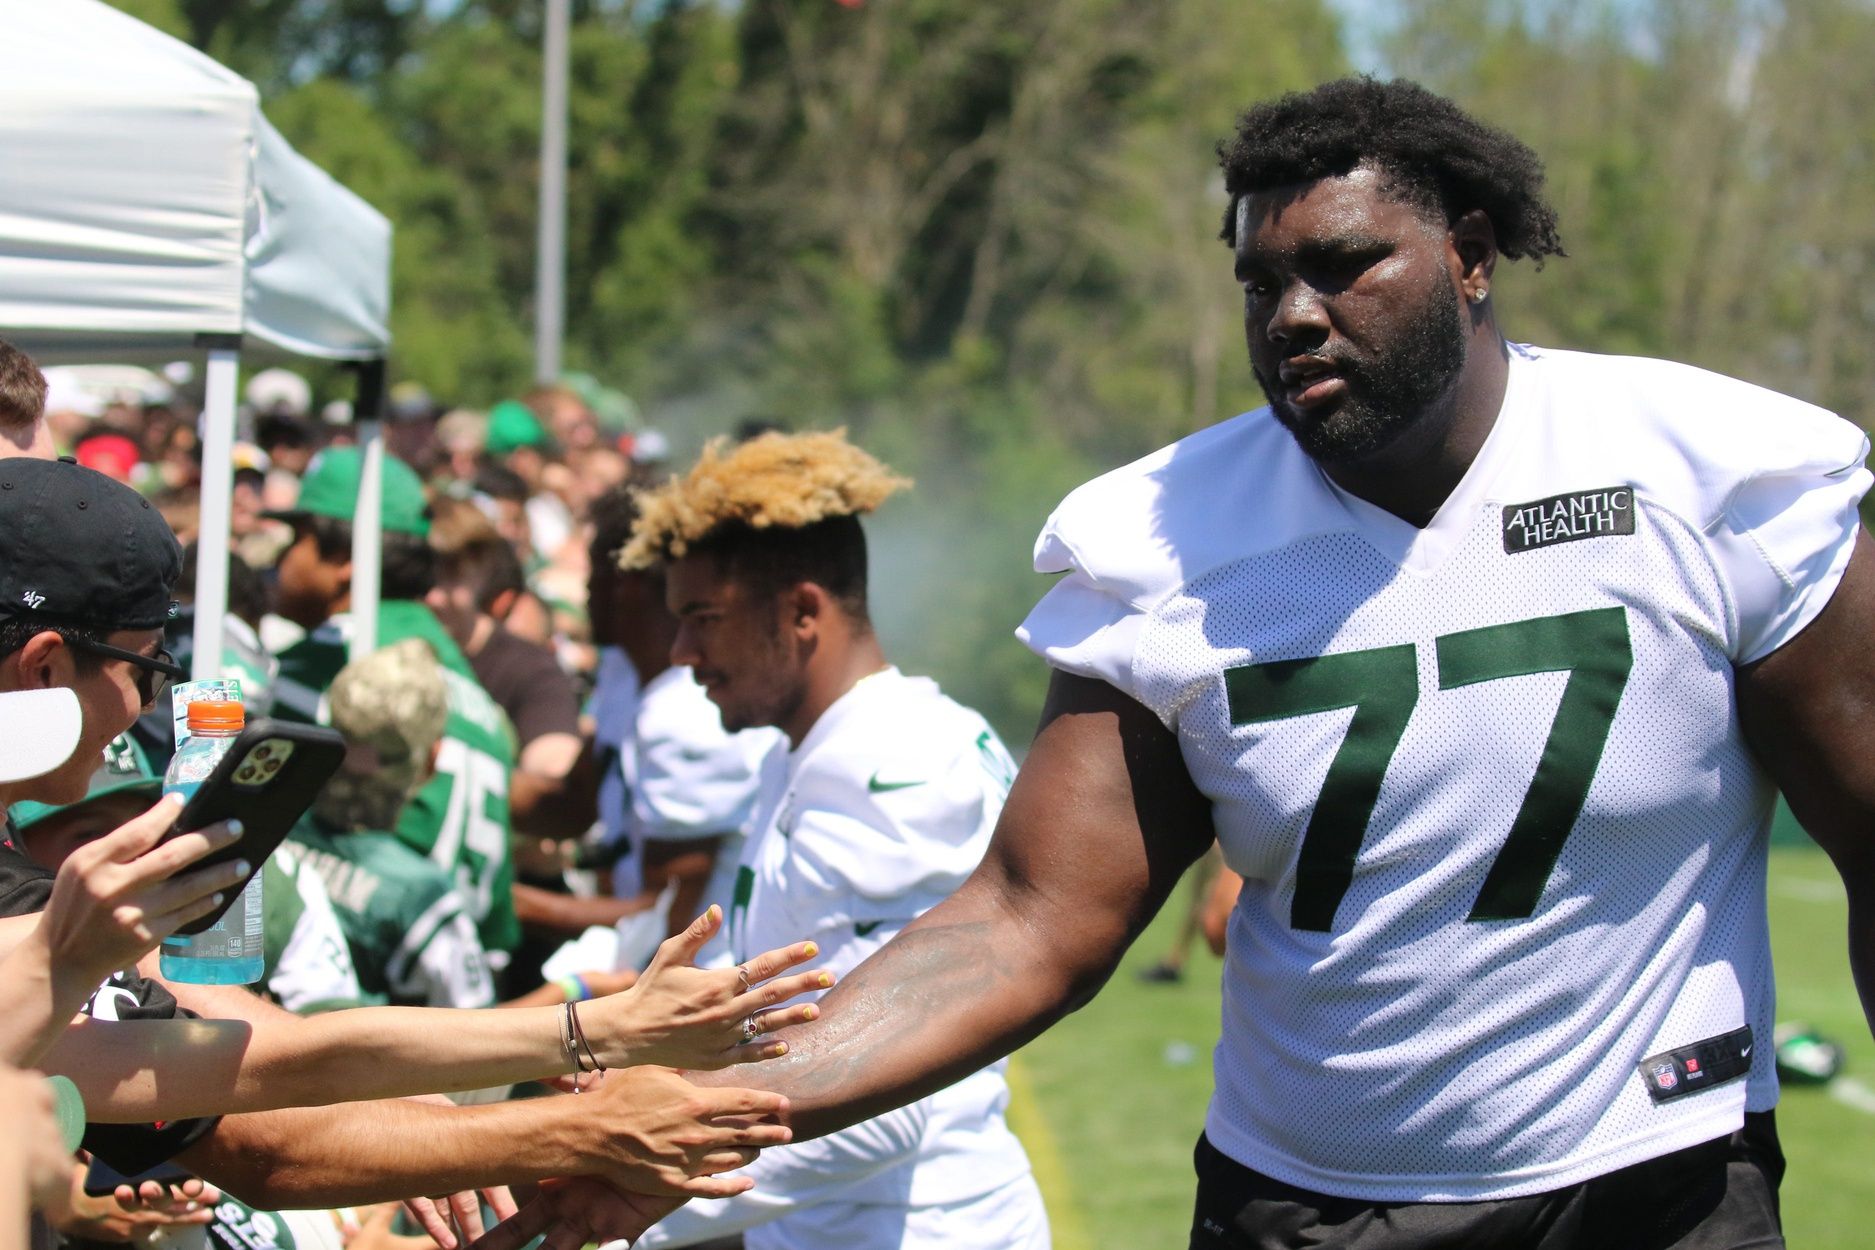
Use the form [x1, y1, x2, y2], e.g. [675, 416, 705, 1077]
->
[105, 0, 1875, 738]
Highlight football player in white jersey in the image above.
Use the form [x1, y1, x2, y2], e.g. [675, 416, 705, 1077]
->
[613, 430, 1047, 1249]
[471, 79, 1875, 1250]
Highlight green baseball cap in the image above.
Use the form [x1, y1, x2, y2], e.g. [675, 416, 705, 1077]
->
[266, 446, 431, 537]
[486, 400, 548, 456]
[11, 732, 162, 832]
[45, 1075, 86, 1152]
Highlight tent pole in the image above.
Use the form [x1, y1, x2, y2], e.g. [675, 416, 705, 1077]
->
[533, 0, 568, 384]
[348, 359, 386, 663]
[191, 339, 240, 683]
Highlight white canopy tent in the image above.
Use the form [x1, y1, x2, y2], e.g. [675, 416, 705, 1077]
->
[0, 0, 393, 676]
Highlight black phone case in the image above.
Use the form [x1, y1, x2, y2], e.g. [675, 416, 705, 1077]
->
[82, 1157, 196, 1197]
[168, 718, 346, 934]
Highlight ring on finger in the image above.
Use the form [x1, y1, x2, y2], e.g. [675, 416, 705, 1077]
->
[736, 964, 751, 994]
[740, 1015, 759, 1045]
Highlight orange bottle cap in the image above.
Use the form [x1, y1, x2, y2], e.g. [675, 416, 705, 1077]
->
[185, 700, 246, 731]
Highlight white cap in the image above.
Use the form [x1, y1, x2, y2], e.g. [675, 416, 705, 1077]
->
[0, 688, 84, 783]
[630, 428, 672, 464]
[64, 364, 171, 407]
[246, 368, 312, 417]
[41, 368, 103, 418]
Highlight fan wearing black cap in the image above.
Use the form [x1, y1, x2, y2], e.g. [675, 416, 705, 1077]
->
[0, 458, 828, 1215]
[0, 455, 256, 1171]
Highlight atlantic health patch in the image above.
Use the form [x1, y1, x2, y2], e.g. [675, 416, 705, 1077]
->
[1502, 486, 1636, 554]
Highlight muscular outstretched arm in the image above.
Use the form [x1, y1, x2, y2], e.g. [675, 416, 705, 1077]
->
[715, 670, 1217, 1138]
[1736, 529, 1875, 1039]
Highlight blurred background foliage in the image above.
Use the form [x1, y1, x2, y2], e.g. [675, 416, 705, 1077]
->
[106, 0, 1875, 740]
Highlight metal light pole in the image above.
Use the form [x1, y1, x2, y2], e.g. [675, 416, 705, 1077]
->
[534, 0, 569, 384]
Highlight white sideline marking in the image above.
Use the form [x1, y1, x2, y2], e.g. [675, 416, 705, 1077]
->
[1770, 877, 1844, 904]
[1828, 1077, 1875, 1117]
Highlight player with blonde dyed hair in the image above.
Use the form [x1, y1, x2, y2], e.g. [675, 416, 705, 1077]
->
[626, 429, 911, 564]
[602, 429, 1050, 1249]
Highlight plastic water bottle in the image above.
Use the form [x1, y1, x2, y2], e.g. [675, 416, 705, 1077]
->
[159, 700, 262, 984]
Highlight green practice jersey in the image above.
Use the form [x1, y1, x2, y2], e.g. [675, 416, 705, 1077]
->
[289, 814, 496, 1009]
[206, 1198, 349, 1250]
[260, 845, 365, 1014]
[274, 599, 521, 954]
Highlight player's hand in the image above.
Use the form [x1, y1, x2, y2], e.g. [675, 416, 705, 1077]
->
[463, 1178, 683, 1250]
[573, 1065, 790, 1198]
[401, 1186, 518, 1250]
[588, 905, 833, 1070]
[35, 794, 248, 993]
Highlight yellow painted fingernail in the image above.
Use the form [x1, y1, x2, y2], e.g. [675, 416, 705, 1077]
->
[802, 942, 818, 958]
[771, 1042, 788, 1056]
[817, 973, 832, 989]
[804, 1004, 819, 1020]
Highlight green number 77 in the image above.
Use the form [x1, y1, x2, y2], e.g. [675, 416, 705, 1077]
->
[1224, 606, 1632, 932]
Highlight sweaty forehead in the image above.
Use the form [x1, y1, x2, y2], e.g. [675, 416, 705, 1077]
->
[1234, 167, 1441, 258]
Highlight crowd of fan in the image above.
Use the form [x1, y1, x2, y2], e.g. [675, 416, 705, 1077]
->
[0, 337, 809, 1250]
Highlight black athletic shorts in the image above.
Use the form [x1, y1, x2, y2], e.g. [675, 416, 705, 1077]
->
[1190, 1111, 1785, 1250]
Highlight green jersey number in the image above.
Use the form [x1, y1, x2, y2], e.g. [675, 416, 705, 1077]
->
[1226, 606, 1632, 932]
[431, 738, 511, 923]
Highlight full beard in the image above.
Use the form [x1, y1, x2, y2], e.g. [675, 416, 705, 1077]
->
[1257, 277, 1467, 466]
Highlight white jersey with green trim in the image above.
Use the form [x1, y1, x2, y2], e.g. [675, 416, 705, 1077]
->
[690, 667, 1036, 1246]
[1017, 345, 1870, 1202]
[624, 666, 780, 967]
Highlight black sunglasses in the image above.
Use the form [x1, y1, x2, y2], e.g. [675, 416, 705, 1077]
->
[64, 636, 187, 709]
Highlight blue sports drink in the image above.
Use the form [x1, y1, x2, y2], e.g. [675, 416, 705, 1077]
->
[159, 699, 263, 984]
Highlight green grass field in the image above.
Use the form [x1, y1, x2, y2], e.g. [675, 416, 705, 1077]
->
[1008, 846, 1875, 1249]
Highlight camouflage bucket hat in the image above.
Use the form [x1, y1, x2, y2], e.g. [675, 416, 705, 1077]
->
[327, 638, 450, 771]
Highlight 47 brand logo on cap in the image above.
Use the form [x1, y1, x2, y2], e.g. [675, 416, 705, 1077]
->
[1503, 486, 1635, 554]
[20, 590, 45, 610]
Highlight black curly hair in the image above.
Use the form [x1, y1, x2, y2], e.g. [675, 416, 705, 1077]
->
[1217, 77, 1565, 265]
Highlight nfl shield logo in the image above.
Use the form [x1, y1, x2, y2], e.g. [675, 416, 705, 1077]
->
[1652, 1062, 1679, 1091]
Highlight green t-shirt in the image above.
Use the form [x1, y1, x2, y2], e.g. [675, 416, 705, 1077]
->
[274, 599, 521, 954]
[288, 813, 497, 1009]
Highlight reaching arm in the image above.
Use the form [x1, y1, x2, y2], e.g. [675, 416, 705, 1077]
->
[509, 732, 586, 828]
[1736, 528, 1875, 1039]
[706, 670, 1216, 1138]
[175, 1065, 793, 1210]
[512, 880, 654, 934]
[43, 909, 828, 1123]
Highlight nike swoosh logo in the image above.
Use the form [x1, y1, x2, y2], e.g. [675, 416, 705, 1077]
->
[855, 920, 883, 937]
[1740, 1045, 1752, 1058]
[868, 774, 925, 793]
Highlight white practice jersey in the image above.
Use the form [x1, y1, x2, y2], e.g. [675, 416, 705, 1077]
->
[1018, 345, 1869, 1202]
[648, 668, 1038, 1249]
[623, 666, 780, 966]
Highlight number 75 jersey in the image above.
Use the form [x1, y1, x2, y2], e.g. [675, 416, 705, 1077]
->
[1019, 345, 1870, 1202]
